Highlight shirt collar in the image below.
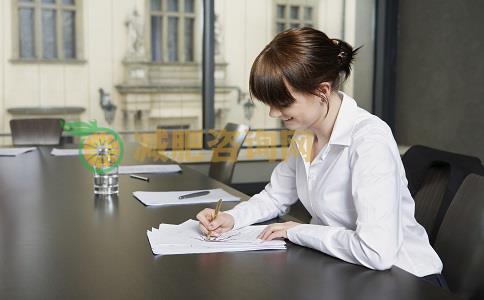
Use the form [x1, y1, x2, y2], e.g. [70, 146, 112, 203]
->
[290, 92, 358, 162]
[327, 91, 357, 147]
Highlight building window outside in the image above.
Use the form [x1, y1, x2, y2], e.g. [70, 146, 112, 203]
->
[15, 0, 80, 60]
[150, 0, 196, 63]
[274, 0, 316, 34]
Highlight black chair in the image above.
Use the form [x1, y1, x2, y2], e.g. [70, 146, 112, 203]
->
[434, 174, 484, 300]
[10, 118, 65, 146]
[401, 145, 484, 244]
[208, 123, 249, 185]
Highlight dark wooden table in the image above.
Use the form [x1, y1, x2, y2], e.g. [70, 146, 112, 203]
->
[0, 145, 460, 299]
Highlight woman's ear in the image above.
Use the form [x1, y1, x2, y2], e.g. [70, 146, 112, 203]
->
[316, 82, 332, 105]
[317, 82, 332, 97]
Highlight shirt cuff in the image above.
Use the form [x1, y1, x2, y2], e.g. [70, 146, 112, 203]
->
[286, 224, 318, 247]
[224, 209, 244, 230]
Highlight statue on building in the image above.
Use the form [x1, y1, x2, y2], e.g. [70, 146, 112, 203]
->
[125, 9, 145, 60]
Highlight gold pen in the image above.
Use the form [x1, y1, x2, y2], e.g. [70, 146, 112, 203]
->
[206, 199, 223, 240]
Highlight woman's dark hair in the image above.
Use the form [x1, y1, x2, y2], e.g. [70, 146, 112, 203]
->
[249, 27, 360, 108]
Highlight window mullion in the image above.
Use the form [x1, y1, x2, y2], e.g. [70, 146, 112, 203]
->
[57, 0, 64, 59]
[285, 4, 289, 29]
[35, 0, 42, 59]
[275, 2, 279, 32]
[75, 0, 82, 59]
[300, 5, 304, 26]
[179, 11, 184, 62]
[162, 1, 168, 62]
[13, 0, 19, 58]
[179, 0, 185, 62]
[147, 0, 152, 61]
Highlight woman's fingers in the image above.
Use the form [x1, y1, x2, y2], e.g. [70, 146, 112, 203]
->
[208, 215, 224, 230]
[199, 223, 225, 238]
[199, 223, 209, 235]
[266, 230, 286, 241]
[207, 223, 228, 238]
[197, 208, 227, 235]
[258, 223, 284, 240]
[257, 225, 270, 239]
[212, 227, 226, 235]
[257, 222, 297, 240]
[196, 208, 214, 230]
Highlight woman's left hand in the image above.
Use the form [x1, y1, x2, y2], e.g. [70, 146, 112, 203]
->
[257, 221, 301, 241]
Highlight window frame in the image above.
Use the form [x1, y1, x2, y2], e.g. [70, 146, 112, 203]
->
[273, 0, 318, 35]
[11, 0, 84, 63]
[147, 0, 198, 64]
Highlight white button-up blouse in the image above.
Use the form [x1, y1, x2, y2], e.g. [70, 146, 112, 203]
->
[226, 92, 443, 277]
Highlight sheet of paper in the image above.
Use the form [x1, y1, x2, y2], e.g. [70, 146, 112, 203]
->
[50, 148, 98, 156]
[0, 147, 36, 156]
[118, 164, 181, 174]
[146, 219, 286, 255]
[133, 188, 240, 206]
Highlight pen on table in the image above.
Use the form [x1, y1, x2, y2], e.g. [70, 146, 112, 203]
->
[129, 174, 149, 182]
[206, 198, 223, 240]
[178, 190, 210, 199]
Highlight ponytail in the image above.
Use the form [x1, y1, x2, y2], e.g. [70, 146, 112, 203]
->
[331, 38, 361, 80]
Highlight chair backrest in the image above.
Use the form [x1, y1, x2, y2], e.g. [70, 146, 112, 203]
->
[434, 174, 484, 300]
[413, 163, 450, 241]
[402, 145, 484, 244]
[208, 123, 249, 185]
[10, 118, 64, 146]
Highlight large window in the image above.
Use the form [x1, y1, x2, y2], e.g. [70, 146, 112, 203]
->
[1, 0, 376, 143]
[14, 0, 81, 60]
[274, 0, 316, 34]
[150, 0, 196, 63]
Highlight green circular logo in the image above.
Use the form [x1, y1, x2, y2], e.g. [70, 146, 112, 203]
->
[78, 128, 124, 174]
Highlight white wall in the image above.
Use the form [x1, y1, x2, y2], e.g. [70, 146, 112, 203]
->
[349, 0, 375, 111]
[319, 0, 375, 111]
[217, 0, 278, 129]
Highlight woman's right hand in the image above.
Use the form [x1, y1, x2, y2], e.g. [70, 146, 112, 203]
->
[196, 208, 235, 237]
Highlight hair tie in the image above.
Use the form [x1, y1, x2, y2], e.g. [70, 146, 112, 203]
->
[337, 50, 346, 65]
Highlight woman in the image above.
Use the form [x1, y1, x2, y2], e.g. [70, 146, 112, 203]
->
[197, 27, 444, 285]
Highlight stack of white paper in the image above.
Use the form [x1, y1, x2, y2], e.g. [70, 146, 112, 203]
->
[133, 188, 240, 206]
[118, 164, 181, 174]
[147, 219, 286, 255]
[0, 147, 36, 156]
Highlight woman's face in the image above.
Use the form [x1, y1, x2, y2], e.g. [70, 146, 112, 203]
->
[269, 85, 324, 130]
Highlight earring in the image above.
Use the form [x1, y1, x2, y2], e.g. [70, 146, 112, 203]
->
[320, 93, 328, 105]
